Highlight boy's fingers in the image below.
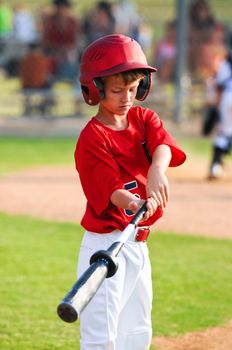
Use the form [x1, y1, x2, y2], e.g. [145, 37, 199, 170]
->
[146, 197, 158, 217]
[164, 185, 169, 203]
[149, 186, 169, 209]
[148, 192, 162, 208]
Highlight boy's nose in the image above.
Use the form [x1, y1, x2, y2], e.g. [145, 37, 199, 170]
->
[121, 91, 131, 102]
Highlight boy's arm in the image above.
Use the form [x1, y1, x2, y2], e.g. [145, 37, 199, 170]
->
[110, 144, 171, 219]
[146, 144, 172, 209]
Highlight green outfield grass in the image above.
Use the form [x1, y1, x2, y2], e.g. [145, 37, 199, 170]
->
[0, 135, 211, 175]
[0, 213, 81, 350]
[0, 137, 76, 175]
[151, 232, 232, 335]
[0, 213, 232, 349]
[178, 136, 211, 158]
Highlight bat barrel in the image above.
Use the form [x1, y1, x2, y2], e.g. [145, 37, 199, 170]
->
[57, 260, 109, 323]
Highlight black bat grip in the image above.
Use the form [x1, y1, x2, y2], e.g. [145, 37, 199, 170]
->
[130, 201, 147, 226]
[90, 246, 119, 278]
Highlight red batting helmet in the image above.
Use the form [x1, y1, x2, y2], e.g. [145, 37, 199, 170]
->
[80, 34, 157, 105]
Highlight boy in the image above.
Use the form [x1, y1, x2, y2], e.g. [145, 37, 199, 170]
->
[74, 34, 186, 350]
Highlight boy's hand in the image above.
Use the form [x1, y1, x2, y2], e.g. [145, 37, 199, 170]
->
[128, 197, 158, 221]
[146, 166, 169, 209]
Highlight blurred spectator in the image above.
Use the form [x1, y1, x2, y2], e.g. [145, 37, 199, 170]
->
[0, 0, 12, 41]
[81, 1, 115, 46]
[200, 22, 227, 80]
[41, 0, 80, 82]
[0, 0, 12, 68]
[152, 20, 176, 84]
[1, 3, 39, 76]
[113, 0, 140, 40]
[19, 42, 55, 116]
[136, 21, 153, 54]
[113, 0, 152, 54]
[187, 0, 220, 81]
[12, 3, 38, 45]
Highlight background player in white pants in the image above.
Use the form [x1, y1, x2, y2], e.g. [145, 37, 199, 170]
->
[74, 34, 186, 350]
[208, 51, 232, 179]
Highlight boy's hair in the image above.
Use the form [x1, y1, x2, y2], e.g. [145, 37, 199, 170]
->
[102, 69, 146, 85]
[94, 70, 146, 100]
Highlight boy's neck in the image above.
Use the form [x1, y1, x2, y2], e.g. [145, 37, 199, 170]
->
[95, 112, 128, 131]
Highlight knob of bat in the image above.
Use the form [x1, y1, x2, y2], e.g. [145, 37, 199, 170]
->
[90, 250, 119, 278]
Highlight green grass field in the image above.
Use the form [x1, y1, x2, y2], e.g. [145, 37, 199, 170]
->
[0, 137, 76, 175]
[0, 213, 232, 349]
[0, 135, 211, 175]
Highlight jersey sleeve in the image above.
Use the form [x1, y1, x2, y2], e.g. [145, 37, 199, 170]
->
[75, 127, 124, 216]
[142, 107, 186, 167]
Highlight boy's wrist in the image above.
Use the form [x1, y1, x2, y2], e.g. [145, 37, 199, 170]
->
[151, 164, 165, 171]
[128, 198, 145, 213]
[111, 189, 141, 210]
[128, 197, 141, 207]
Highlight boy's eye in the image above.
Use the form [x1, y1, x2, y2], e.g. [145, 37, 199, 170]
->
[111, 87, 137, 93]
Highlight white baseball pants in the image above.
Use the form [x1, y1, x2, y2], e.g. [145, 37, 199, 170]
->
[77, 230, 153, 350]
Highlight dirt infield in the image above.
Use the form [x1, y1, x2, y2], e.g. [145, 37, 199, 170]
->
[0, 155, 231, 238]
[0, 155, 232, 350]
[153, 321, 232, 350]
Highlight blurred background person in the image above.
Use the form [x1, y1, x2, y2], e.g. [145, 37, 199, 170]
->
[81, 1, 115, 46]
[41, 0, 80, 83]
[0, 0, 12, 42]
[207, 49, 232, 180]
[0, 0, 12, 68]
[199, 22, 228, 82]
[112, 0, 152, 54]
[12, 3, 38, 46]
[2, 3, 39, 77]
[113, 0, 140, 40]
[187, 0, 220, 82]
[19, 42, 55, 116]
[152, 19, 177, 85]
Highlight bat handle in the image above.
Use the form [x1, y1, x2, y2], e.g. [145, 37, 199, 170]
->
[89, 202, 148, 277]
[130, 201, 147, 226]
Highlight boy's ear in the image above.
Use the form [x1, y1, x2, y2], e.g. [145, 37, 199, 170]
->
[94, 78, 105, 100]
[136, 72, 152, 101]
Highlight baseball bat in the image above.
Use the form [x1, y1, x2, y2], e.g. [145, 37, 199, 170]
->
[57, 202, 147, 323]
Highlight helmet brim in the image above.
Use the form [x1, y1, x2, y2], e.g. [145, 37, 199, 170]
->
[94, 62, 157, 79]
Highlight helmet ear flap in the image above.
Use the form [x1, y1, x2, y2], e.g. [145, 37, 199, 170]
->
[81, 83, 101, 105]
[136, 71, 152, 101]
[80, 78, 105, 105]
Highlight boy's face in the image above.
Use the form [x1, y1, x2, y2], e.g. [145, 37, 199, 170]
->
[100, 74, 140, 116]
